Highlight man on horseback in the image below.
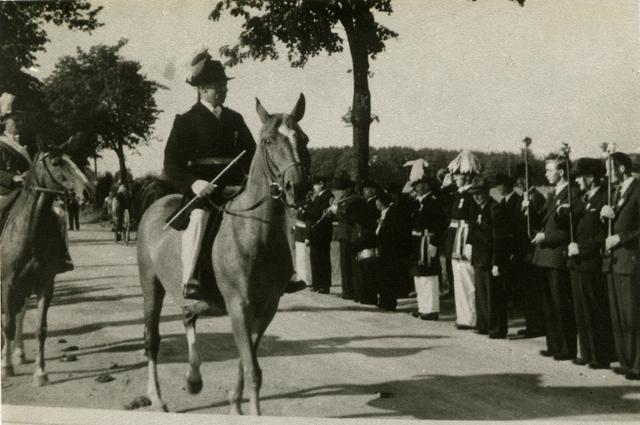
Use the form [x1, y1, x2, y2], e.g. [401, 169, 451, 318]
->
[163, 50, 257, 300]
[0, 93, 73, 273]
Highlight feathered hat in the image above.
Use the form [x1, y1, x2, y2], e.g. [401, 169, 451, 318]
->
[0, 92, 26, 121]
[447, 150, 482, 175]
[403, 158, 430, 183]
[186, 48, 233, 87]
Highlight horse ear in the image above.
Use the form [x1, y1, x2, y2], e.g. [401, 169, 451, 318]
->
[290, 93, 305, 122]
[256, 98, 270, 124]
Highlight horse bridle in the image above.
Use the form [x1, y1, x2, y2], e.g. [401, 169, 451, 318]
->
[261, 139, 304, 206]
[28, 153, 68, 196]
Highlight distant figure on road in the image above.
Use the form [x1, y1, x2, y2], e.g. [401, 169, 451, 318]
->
[67, 189, 80, 230]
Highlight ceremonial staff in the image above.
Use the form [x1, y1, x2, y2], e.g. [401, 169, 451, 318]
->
[163, 150, 247, 230]
[601, 142, 616, 238]
[560, 142, 574, 242]
[522, 137, 533, 238]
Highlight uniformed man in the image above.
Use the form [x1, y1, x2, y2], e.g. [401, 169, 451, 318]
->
[600, 152, 640, 380]
[468, 178, 508, 338]
[305, 175, 334, 294]
[531, 152, 578, 361]
[409, 175, 448, 320]
[350, 179, 381, 305]
[329, 176, 361, 300]
[444, 150, 482, 330]
[163, 50, 256, 300]
[567, 158, 615, 369]
[0, 93, 73, 273]
[513, 164, 546, 338]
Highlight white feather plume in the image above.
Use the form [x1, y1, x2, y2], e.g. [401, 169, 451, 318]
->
[447, 150, 482, 175]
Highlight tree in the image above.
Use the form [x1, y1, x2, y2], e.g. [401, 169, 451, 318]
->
[0, 1, 102, 106]
[44, 39, 164, 184]
[210, 0, 525, 186]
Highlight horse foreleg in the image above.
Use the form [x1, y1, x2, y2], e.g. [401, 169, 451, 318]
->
[184, 312, 203, 394]
[228, 300, 262, 416]
[1, 313, 16, 379]
[33, 282, 53, 387]
[143, 276, 167, 411]
[12, 303, 27, 365]
[228, 360, 244, 415]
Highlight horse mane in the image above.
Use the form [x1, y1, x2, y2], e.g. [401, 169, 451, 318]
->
[131, 175, 179, 224]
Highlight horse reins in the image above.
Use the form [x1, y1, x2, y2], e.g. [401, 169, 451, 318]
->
[28, 153, 68, 196]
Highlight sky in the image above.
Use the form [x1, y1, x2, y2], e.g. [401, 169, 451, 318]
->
[33, 0, 640, 176]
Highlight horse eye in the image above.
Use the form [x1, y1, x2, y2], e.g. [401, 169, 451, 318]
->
[264, 137, 272, 145]
[52, 159, 63, 167]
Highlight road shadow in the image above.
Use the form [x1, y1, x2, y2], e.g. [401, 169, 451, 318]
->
[179, 373, 640, 420]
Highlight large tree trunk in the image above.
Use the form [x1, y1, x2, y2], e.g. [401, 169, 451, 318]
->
[115, 142, 128, 185]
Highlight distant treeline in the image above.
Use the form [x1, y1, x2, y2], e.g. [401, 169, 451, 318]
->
[309, 146, 547, 187]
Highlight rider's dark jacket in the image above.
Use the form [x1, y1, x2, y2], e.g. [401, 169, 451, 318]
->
[163, 102, 256, 205]
[0, 134, 31, 196]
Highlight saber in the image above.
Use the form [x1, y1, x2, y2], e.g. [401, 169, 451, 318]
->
[163, 150, 247, 230]
[522, 137, 533, 239]
[560, 142, 574, 242]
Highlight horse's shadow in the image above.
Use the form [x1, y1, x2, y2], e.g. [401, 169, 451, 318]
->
[177, 373, 640, 420]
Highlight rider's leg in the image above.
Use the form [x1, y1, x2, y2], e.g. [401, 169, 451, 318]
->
[283, 208, 306, 294]
[181, 208, 210, 299]
[51, 197, 73, 272]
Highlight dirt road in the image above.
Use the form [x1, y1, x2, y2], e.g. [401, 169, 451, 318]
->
[2, 224, 639, 421]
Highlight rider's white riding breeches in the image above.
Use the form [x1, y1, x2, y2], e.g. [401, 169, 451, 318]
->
[181, 208, 210, 284]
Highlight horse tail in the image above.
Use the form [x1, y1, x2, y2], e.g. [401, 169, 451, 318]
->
[131, 176, 178, 225]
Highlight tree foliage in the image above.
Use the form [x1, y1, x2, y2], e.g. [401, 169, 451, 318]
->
[44, 40, 164, 183]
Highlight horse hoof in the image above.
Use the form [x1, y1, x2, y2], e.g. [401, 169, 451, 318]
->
[12, 351, 26, 366]
[185, 377, 203, 395]
[2, 365, 15, 379]
[34, 372, 49, 387]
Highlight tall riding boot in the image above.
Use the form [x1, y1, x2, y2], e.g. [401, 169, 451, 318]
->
[181, 208, 210, 300]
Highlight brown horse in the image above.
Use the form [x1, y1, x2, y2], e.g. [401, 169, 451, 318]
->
[1, 142, 91, 386]
[137, 94, 309, 415]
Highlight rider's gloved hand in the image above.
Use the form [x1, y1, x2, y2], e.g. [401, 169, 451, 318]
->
[191, 180, 217, 197]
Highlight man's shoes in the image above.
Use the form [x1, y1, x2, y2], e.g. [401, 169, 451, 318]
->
[309, 288, 319, 292]
[474, 329, 488, 335]
[456, 324, 474, 330]
[539, 350, 553, 357]
[554, 355, 574, 361]
[612, 366, 627, 375]
[284, 280, 307, 294]
[317, 288, 330, 294]
[625, 372, 640, 380]
[517, 328, 544, 338]
[572, 358, 588, 366]
[411, 311, 421, 318]
[489, 333, 506, 339]
[183, 280, 205, 300]
[588, 362, 610, 370]
[420, 312, 439, 321]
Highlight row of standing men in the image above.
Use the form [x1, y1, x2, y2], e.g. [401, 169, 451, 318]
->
[291, 149, 640, 381]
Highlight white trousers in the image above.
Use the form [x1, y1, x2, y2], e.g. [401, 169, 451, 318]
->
[181, 209, 210, 284]
[414, 276, 439, 314]
[452, 258, 476, 327]
[295, 241, 311, 285]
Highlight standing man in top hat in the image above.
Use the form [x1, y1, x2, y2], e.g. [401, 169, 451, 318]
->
[531, 152, 578, 361]
[163, 50, 256, 301]
[568, 158, 615, 369]
[600, 152, 640, 380]
[0, 93, 73, 273]
[305, 175, 334, 294]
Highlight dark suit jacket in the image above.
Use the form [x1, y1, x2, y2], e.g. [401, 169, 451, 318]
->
[493, 193, 522, 266]
[468, 199, 497, 270]
[305, 189, 333, 244]
[163, 103, 256, 197]
[532, 184, 577, 270]
[410, 192, 448, 276]
[445, 189, 476, 259]
[0, 136, 31, 196]
[334, 192, 361, 241]
[607, 178, 640, 276]
[377, 204, 411, 261]
[348, 197, 379, 251]
[568, 185, 607, 273]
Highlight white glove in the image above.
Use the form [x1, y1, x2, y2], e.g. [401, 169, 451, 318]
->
[531, 232, 546, 245]
[427, 243, 438, 259]
[491, 265, 500, 277]
[600, 205, 615, 220]
[463, 244, 472, 260]
[521, 198, 530, 210]
[605, 234, 621, 251]
[191, 180, 217, 197]
[567, 242, 579, 257]
[328, 204, 338, 214]
[12, 174, 23, 183]
[304, 238, 310, 246]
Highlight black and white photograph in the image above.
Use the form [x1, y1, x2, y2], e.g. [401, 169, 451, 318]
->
[1, 1, 639, 424]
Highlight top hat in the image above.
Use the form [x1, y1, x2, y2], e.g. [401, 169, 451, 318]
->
[0, 93, 26, 121]
[610, 152, 633, 171]
[187, 50, 233, 87]
[572, 158, 605, 177]
[410, 175, 438, 188]
[492, 173, 516, 188]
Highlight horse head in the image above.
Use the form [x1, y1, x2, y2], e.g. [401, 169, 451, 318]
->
[30, 136, 92, 202]
[255, 93, 310, 207]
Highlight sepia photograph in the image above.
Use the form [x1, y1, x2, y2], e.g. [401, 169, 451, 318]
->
[1, 0, 639, 424]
